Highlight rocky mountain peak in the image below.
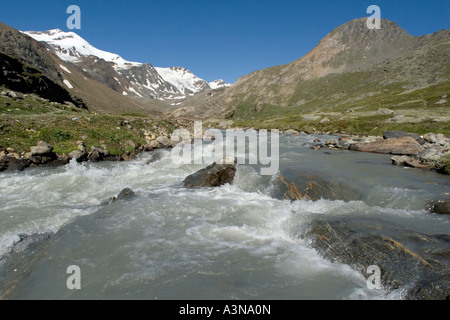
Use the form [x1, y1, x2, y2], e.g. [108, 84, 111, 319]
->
[302, 18, 416, 75]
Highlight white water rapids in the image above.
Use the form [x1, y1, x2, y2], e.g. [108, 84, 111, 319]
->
[0, 134, 448, 299]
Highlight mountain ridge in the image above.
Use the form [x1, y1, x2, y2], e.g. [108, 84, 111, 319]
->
[0, 21, 166, 115]
[23, 29, 232, 103]
[174, 18, 449, 127]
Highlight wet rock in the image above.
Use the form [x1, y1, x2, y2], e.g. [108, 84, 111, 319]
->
[0, 156, 30, 171]
[0, 158, 7, 172]
[305, 217, 450, 300]
[88, 146, 109, 162]
[391, 155, 413, 167]
[426, 200, 450, 215]
[117, 188, 136, 201]
[142, 144, 154, 152]
[336, 137, 356, 150]
[349, 136, 425, 156]
[383, 131, 425, 145]
[183, 162, 236, 188]
[144, 150, 163, 164]
[325, 139, 339, 147]
[0, 232, 53, 299]
[100, 188, 136, 207]
[391, 155, 429, 169]
[68, 150, 88, 163]
[271, 169, 360, 202]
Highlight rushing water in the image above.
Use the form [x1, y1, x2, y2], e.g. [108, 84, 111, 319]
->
[0, 133, 449, 300]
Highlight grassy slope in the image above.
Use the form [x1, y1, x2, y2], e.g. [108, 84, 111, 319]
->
[200, 26, 450, 137]
[230, 79, 450, 136]
[0, 94, 178, 156]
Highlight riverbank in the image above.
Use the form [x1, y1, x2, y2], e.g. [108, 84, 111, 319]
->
[285, 130, 450, 175]
[1, 124, 449, 176]
[0, 91, 448, 175]
[0, 91, 193, 172]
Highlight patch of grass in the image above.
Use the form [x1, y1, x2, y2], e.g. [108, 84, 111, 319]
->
[436, 155, 450, 175]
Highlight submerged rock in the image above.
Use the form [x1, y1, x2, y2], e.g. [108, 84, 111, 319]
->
[100, 188, 136, 207]
[305, 217, 450, 300]
[183, 163, 236, 188]
[0, 232, 53, 299]
[271, 169, 360, 202]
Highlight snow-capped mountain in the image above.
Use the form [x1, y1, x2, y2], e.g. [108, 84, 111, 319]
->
[24, 29, 142, 70]
[209, 79, 232, 90]
[22, 29, 231, 102]
[155, 67, 211, 96]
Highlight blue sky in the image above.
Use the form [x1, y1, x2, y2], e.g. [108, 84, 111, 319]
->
[1, 0, 449, 83]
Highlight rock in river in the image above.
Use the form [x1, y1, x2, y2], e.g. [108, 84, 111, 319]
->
[100, 188, 136, 207]
[183, 162, 236, 188]
[270, 168, 360, 202]
[0, 156, 30, 172]
[349, 136, 425, 156]
[426, 200, 450, 215]
[304, 217, 450, 300]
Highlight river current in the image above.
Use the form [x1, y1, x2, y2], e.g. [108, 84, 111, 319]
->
[0, 133, 448, 300]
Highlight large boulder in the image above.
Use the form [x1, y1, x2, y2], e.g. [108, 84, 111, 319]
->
[349, 136, 425, 156]
[305, 217, 450, 300]
[183, 163, 236, 188]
